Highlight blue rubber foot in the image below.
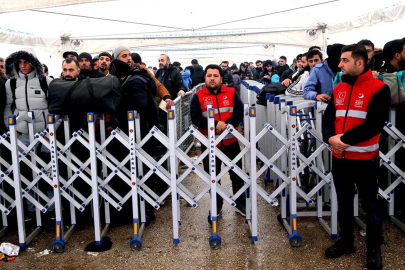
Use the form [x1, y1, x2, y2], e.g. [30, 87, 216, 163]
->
[208, 235, 222, 250]
[95, 241, 102, 246]
[129, 238, 143, 251]
[173, 239, 180, 244]
[20, 243, 27, 250]
[316, 217, 320, 222]
[252, 236, 258, 242]
[331, 234, 338, 240]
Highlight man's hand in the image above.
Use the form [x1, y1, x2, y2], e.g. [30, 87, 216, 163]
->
[372, 70, 380, 75]
[178, 90, 186, 98]
[281, 79, 292, 87]
[17, 132, 22, 138]
[215, 121, 227, 133]
[328, 134, 350, 154]
[264, 75, 271, 80]
[165, 98, 175, 109]
[316, 93, 331, 102]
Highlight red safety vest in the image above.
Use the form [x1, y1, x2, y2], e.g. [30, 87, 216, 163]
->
[333, 69, 386, 160]
[196, 85, 238, 146]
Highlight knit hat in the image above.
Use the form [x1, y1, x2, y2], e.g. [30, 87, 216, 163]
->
[63, 51, 79, 59]
[99, 52, 112, 60]
[78, 52, 93, 67]
[113, 46, 130, 59]
[131, 53, 142, 64]
[93, 56, 99, 61]
[191, 59, 198, 64]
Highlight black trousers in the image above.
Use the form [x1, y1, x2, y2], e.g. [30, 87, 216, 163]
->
[202, 140, 246, 212]
[332, 157, 383, 248]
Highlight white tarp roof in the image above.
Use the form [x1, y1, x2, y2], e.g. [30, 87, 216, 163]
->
[0, 0, 404, 61]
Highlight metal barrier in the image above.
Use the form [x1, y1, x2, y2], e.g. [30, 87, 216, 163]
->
[1, 79, 405, 253]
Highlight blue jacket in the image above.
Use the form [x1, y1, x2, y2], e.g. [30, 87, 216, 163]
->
[182, 69, 192, 90]
[303, 60, 334, 100]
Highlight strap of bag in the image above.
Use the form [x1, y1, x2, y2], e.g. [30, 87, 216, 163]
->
[85, 77, 96, 111]
[10, 78, 17, 113]
[38, 75, 48, 99]
[62, 79, 83, 114]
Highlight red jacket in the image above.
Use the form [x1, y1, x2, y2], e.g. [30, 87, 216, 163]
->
[194, 85, 238, 146]
[332, 69, 386, 160]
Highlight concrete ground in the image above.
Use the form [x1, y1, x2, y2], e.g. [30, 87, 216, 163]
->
[1, 148, 405, 270]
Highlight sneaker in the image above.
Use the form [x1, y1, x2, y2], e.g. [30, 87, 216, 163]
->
[235, 204, 246, 217]
[366, 248, 383, 270]
[325, 239, 356, 258]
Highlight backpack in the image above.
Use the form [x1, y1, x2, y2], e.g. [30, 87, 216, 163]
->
[256, 82, 287, 106]
[10, 75, 48, 113]
[375, 71, 405, 106]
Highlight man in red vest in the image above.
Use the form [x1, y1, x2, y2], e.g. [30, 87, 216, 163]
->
[190, 64, 246, 217]
[322, 44, 390, 270]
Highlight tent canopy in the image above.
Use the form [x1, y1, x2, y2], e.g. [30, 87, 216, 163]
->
[0, 0, 404, 65]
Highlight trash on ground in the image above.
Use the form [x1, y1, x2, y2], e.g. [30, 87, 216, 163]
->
[25, 248, 36, 252]
[0, 243, 20, 256]
[271, 222, 278, 226]
[35, 249, 51, 258]
[0, 253, 16, 262]
[87, 252, 99, 257]
[359, 230, 366, 237]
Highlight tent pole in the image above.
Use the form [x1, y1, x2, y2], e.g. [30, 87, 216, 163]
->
[321, 26, 327, 56]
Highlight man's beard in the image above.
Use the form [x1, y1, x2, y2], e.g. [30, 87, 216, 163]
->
[64, 76, 76, 81]
[159, 63, 167, 69]
[206, 83, 220, 92]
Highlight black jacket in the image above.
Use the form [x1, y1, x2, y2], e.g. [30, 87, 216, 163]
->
[259, 70, 275, 83]
[155, 65, 185, 98]
[221, 69, 234, 88]
[253, 68, 262, 80]
[191, 64, 205, 88]
[322, 69, 391, 146]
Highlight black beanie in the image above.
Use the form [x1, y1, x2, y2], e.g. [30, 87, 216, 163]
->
[99, 52, 112, 60]
[63, 51, 79, 59]
[131, 53, 142, 64]
[78, 52, 93, 67]
[326, 43, 345, 75]
[110, 59, 130, 78]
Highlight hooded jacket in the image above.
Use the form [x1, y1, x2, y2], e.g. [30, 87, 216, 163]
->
[182, 69, 192, 90]
[190, 64, 205, 88]
[4, 49, 53, 135]
[155, 64, 185, 98]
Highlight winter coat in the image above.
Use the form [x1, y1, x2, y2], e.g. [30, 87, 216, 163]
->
[285, 71, 310, 96]
[222, 69, 234, 88]
[253, 68, 262, 80]
[78, 69, 106, 79]
[259, 70, 275, 83]
[4, 50, 53, 135]
[232, 73, 241, 96]
[155, 65, 185, 98]
[182, 69, 192, 90]
[0, 79, 6, 134]
[191, 64, 205, 88]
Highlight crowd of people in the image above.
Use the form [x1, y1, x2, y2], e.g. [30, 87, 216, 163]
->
[0, 37, 404, 270]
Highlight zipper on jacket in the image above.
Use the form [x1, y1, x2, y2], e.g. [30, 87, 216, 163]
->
[42, 112, 46, 129]
[214, 93, 224, 147]
[341, 84, 354, 159]
[25, 75, 30, 111]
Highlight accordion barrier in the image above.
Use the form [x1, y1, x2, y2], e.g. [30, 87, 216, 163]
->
[0, 81, 404, 252]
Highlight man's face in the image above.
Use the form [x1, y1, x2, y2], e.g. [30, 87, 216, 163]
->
[63, 61, 80, 81]
[93, 60, 99, 70]
[0, 61, 4, 76]
[99, 56, 111, 71]
[363, 45, 375, 64]
[117, 50, 132, 67]
[19, 59, 33, 74]
[205, 68, 222, 91]
[256, 62, 262, 69]
[301, 56, 308, 69]
[297, 60, 303, 69]
[279, 58, 286, 66]
[395, 45, 405, 63]
[66, 54, 77, 60]
[249, 63, 254, 70]
[308, 55, 322, 69]
[220, 63, 228, 72]
[79, 58, 92, 71]
[153, 69, 157, 75]
[265, 65, 272, 72]
[158, 55, 170, 69]
[338, 51, 362, 76]
[241, 65, 246, 72]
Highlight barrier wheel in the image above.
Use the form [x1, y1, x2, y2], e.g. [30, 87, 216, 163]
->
[130, 239, 142, 251]
[289, 236, 302, 247]
[277, 214, 283, 224]
[52, 243, 64, 253]
[209, 238, 221, 250]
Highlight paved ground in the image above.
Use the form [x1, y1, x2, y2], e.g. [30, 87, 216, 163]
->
[1, 148, 405, 270]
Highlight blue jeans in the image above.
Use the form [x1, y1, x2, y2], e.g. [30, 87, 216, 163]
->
[18, 134, 54, 212]
[332, 157, 383, 249]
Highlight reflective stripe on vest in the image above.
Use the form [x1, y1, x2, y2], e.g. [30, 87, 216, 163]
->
[202, 107, 234, 117]
[336, 110, 367, 119]
[345, 143, 379, 153]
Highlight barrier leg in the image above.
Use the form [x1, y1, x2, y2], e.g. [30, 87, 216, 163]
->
[249, 107, 258, 242]
[244, 105, 252, 224]
[207, 107, 221, 249]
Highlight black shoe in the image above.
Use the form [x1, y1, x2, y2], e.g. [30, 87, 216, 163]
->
[325, 239, 356, 258]
[235, 204, 246, 217]
[366, 248, 383, 270]
[24, 211, 36, 223]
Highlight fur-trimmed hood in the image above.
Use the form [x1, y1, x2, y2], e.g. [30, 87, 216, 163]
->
[5, 49, 44, 78]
